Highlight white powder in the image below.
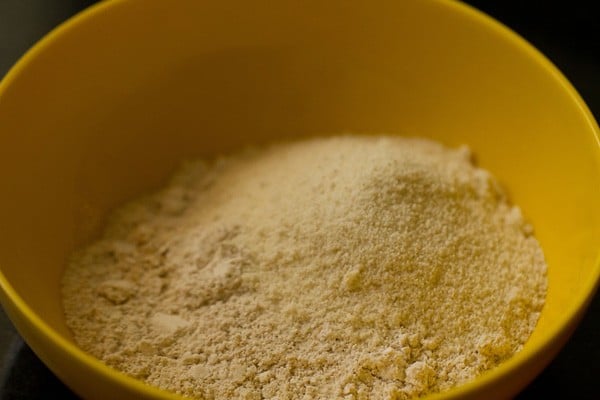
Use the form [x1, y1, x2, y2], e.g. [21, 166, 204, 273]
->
[62, 135, 547, 399]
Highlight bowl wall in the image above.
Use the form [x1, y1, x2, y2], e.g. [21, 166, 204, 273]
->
[0, 0, 599, 399]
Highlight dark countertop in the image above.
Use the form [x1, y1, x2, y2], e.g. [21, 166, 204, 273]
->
[0, 1, 598, 399]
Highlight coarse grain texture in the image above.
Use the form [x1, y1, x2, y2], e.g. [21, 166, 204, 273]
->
[62, 135, 547, 399]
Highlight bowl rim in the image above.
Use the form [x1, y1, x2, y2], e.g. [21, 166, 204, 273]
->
[0, 0, 599, 398]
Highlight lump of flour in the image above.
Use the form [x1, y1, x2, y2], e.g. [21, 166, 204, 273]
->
[61, 135, 547, 399]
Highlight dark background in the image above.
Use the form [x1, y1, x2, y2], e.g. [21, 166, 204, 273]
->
[0, 0, 598, 399]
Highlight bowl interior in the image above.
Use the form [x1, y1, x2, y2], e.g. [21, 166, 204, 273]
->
[0, 0, 599, 399]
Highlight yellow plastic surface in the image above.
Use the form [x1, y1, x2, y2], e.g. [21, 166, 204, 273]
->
[0, 0, 598, 399]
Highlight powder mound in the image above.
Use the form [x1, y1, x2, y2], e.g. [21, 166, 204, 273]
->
[61, 135, 547, 399]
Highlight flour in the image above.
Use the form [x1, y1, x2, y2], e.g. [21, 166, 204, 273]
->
[61, 135, 547, 399]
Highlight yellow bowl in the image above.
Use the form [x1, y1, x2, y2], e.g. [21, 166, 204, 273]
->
[0, 0, 599, 399]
